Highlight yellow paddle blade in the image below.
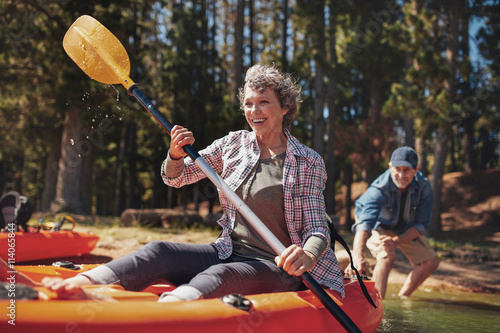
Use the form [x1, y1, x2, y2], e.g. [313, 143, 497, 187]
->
[63, 15, 135, 90]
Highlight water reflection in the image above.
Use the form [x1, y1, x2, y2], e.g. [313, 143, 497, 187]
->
[376, 285, 500, 332]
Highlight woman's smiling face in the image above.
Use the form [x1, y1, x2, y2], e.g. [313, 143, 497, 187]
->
[243, 86, 287, 138]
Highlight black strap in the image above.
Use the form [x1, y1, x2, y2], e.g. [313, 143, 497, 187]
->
[333, 231, 377, 308]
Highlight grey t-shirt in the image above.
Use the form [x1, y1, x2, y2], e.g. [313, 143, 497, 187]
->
[232, 153, 292, 260]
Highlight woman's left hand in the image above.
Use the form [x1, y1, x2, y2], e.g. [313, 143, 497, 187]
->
[275, 244, 317, 276]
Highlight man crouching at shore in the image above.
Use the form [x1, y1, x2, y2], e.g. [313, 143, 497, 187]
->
[345, 147, 440, 298]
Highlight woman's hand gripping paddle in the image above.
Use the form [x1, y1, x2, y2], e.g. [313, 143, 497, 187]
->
[63, 15, 362, 333]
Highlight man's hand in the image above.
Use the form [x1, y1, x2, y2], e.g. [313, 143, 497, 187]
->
[345, 256, 370, 277]
[344, 229, 371, 277]
[380, 235, 397, 253]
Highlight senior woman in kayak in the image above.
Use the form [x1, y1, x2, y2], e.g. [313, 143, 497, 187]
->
[42, 64, 344, 302]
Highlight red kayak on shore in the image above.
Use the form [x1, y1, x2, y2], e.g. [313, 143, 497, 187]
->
[0, 263, 383, 332]
[0, 230, 99, 262]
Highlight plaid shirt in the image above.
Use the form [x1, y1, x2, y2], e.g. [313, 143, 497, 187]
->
[161, 129, 344, 296]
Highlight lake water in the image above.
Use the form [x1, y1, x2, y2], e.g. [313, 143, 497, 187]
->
[376, 285, 500, 332]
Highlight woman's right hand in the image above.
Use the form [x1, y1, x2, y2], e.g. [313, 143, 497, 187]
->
[169, 125, 195, 160]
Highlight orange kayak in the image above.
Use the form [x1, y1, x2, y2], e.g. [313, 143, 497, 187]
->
[0, 231, 99, 262]
[0, 264, 383, 332]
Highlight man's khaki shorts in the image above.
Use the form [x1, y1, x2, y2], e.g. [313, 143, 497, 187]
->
[366, 229, 437, 266]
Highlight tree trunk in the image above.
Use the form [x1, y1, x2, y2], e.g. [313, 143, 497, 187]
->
[344, 163, 354, 231]
[403, 118, 415, 147]
[42, 126, 62, 211]
[50, 107, 84, 214]
[325, 142, 336, 216]
[325, 0, 337, 215]
[450, 127, 457, 172]
[463, 115, 476, 172]
[0, 161, 3, 195]
[415, 136, 428, 175]
[363, 72, 383, 183]
[249, 0, 255, 65]
[80, 147, 94, 215]
[120, 208, 202, 228]
[126, 121, 139, 209]
[281, 0, 289, 71]
[232, 0, 245, 104]
[461, 7, 476, 172]
[479, 126, 495, 169]
[428, 1, 461, 236]
[403, 18, 416, 148]
[428, 128, 449, 237]
[14, 153, 24, 191]
[312, 1, 326, 155]
[114, 124, 127, 216]
[369, 72, 382, 123]
[498, 131, 500, 167]
[313, 69, 326, 155]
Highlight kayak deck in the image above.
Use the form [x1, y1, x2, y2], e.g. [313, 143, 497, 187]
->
[1, 263, 383, 332]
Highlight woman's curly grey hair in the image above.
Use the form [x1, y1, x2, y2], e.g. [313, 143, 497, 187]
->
[238, 64, 302, 129]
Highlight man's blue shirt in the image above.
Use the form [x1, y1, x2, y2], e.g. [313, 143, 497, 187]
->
[353, 169, 433, 236]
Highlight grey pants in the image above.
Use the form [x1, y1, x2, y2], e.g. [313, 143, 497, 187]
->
[104, 241, 301, 300]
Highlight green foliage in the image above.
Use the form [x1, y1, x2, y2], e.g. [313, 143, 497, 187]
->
[429, 238, 493, 255]
[0, 0, 498, 217]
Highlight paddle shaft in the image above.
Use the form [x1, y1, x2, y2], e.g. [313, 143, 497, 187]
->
[128, 84, 361, 333]
[63, 16, 360, 330]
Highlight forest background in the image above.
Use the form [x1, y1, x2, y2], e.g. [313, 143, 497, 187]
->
[0, 0, 498, 236]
